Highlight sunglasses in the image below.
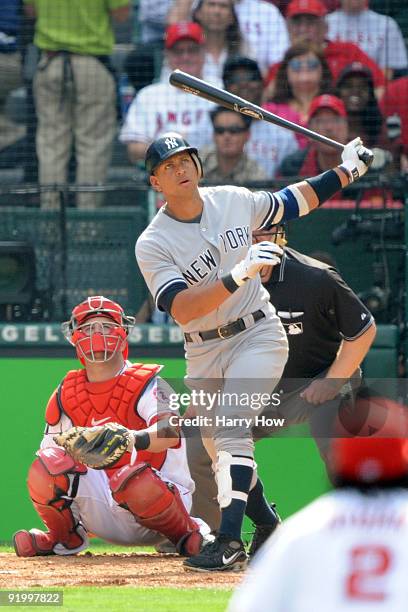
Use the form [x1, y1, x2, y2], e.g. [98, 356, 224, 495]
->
[214, 125, 248, 134]
[288, 58, 321, 72]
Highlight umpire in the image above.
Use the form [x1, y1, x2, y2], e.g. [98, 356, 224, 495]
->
[186, 224, 376, 550]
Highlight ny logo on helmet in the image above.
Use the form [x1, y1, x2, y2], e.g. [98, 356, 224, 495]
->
[165, 137, 179, 149]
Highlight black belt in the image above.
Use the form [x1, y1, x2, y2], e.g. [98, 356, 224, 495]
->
[184, 310, 265, 343]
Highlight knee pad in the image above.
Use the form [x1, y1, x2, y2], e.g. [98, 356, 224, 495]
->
[28, 447, 87, 506]
[14, 448, 88, 557]
[215, 451, 255, 508]
[110, 462, 202, 555]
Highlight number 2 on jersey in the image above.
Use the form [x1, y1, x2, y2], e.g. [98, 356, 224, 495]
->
[346, 544, 392, 601]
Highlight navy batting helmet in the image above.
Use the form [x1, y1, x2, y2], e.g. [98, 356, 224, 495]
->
[145, 132, 203, 177]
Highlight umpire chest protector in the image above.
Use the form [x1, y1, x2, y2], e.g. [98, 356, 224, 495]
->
[45, 363, 165, 471]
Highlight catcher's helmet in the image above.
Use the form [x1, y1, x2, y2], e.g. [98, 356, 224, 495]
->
[61, 296, 135, 364]
[145, 132, 203, 177]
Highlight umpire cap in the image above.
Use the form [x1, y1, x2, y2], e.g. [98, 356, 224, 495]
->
[145, 132, 203, 177]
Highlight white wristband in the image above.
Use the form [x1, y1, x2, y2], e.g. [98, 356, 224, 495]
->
[339, 161, 359, 184]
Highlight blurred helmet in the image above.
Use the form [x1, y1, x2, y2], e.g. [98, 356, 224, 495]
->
[61, 296, 135, 364]
[329, 436, 408, 484]
[145, 132, 203, 177]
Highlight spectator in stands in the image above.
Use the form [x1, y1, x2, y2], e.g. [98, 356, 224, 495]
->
[120, 23, 216, 164]
[162, 0, 247, 84]
[222, 56, 298, 177]
[266, 42, 333, 147]
[0, 0, 24, 153]
[379, 77, 408, 173]
[137, 0, 172, 45]
[280, 93, 392, 202]
[336, 62, 383, 147]
[264, 0, 386, 96]
[25, 0, 130, 209]
[327, 0, 408, 80]
[135, 293, 174, 324]
[201, 106, 268, 183]
[279, 94, 348, 177]
[168, 0, 290, 74]
[192, 0, 249, 82]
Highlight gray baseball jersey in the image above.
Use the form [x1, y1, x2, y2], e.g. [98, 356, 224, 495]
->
[136, 185, 309, 334]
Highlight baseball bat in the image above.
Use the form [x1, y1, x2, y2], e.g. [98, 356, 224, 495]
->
[169, 70, 373, 166]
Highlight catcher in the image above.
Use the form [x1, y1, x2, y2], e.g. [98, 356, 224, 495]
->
[13, 295, 209, 557]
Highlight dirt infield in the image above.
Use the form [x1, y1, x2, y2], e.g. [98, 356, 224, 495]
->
[0, 553, 243, 589]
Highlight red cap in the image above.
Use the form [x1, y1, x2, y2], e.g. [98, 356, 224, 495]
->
[286, 0, 327, 18]
[308, 94, 347, 121]
[165, 22, 205, 49]
[329, 437, 408, 483]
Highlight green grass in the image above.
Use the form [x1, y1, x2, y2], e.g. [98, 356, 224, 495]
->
[0, 587, 232, 612]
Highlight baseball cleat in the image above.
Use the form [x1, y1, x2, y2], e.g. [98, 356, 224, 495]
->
[248, 504, 281, 559]
[183, 534, 248, 572]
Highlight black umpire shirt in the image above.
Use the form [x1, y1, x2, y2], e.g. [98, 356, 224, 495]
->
[265, 247, 374, 390]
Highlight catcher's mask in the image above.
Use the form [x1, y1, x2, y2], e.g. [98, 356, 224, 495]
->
[61, 296, 135, 364]
[252, 224, 287, 248]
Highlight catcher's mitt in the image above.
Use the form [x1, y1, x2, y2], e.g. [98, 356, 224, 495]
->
[54, 423, 131, 469]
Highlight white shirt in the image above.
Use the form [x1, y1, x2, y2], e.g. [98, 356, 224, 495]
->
[327, 9, 408, 71]
[159, 55, 225, 87]
[246, 120, 298, 178]
[119, 81, 215, 150]
[234, 0, 289, 75]
[228, 489, 408, 612]
[41, 368, 195, 495]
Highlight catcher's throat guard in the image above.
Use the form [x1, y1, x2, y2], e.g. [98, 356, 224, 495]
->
[61, 296, 135, 363]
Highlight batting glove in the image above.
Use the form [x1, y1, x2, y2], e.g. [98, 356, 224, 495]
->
[230, 241, 283, 286]
[340, 138, 374, 183]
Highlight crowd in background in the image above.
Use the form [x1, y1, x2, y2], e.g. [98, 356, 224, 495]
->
[1, 0, 408, 207]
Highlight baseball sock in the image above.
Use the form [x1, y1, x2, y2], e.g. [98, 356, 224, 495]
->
[245, 478, 279, 526]
[219, 462, 253, 541]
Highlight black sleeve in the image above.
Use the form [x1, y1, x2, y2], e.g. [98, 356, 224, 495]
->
[156, 281, 188, 314]
[320, 268, 374, 340]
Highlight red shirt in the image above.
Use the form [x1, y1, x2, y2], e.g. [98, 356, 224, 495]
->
[379, 77, 408, 149]
[265, 39, 385, 88]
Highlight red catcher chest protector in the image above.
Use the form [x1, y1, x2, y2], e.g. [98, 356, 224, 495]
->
[48, 363, 165, 473]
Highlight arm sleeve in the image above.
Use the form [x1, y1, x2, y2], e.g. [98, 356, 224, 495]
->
[136, 236, 188, 312]
[321, 268, 375, 340]
[137, 377, 178, 426]
[251, 185, 311, 231]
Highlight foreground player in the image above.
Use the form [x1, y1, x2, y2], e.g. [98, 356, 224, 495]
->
[136, 131, 373, 572]
[228, 433, 408, 611]
[13, 296, 208, 557]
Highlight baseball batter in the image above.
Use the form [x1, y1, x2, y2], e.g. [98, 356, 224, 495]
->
[228, 434, 408, 612]
[136, 130, 373, 572]
[13, 296, 209, 558]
